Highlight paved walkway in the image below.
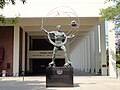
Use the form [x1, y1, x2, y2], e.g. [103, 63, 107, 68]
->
[0, 76, 120, 90]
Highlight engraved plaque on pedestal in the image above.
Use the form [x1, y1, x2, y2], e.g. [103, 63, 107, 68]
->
[46, 67, 73, 87]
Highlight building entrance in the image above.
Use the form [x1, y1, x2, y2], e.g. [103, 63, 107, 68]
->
[29, 59, 65, 75]
[26, 36, 65, 76]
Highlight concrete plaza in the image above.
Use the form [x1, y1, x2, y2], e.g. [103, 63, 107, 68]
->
[0, 76, 120, 90]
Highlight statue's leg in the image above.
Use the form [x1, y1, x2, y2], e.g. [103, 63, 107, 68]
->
[49, 46, 58, 67]
[61, 45, 71, 67]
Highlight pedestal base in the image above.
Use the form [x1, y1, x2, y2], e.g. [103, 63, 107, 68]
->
[46, 67, 73, 87]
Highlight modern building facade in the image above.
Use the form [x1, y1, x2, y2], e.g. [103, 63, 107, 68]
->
[0, 0, 117, 77]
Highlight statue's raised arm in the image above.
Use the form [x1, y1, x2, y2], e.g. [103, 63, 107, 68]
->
[41, 27, 48, 34]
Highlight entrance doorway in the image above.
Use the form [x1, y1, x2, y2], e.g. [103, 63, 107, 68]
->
[26, 36, 65, 76]
[29, 59, 65, 75]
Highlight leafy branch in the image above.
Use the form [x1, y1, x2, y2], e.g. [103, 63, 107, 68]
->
[100, 0, 120, 28]
[0, 0, 26, 25]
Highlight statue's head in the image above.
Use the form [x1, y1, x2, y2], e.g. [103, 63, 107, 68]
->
[56, 25, 61, 32]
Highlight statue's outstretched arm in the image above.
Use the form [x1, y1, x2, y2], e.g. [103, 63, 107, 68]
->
[41, 27, 48, 34]
[67, 34, 75, 39]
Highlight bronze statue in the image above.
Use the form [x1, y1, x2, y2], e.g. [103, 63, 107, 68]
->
[41, 25, 75, 67]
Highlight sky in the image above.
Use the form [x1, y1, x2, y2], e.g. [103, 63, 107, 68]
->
[0, 0, 112, 17]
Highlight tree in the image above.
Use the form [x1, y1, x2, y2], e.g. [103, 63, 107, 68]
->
[100, 0, 120, 28]
[0, 0, 26, 9]
[115, 30, 120, 68]
[0, 0, 26, 24]
[100, 0, 120, 68]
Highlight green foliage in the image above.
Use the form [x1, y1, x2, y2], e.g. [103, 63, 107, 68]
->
[100, 0, 120, 28]
[102, 0, 120, 68]
[0, 15, 20, 25]
[0, 0, 26, 9]
[0, 0, 15, 9]
[116, 64, 120, 68]
[0, 0, 26, 25]
[105, 0, 120, 3]
[116, 54, 120, 68]
[100, 6, 117, 21]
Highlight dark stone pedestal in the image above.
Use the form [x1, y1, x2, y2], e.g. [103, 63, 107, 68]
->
[46, 67, 73, 87]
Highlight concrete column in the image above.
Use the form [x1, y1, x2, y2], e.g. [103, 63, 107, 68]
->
[13, 25, 20, 76]
[22, 31, 25, 72]
[84, 38, 88, 72]
[100, 22, 107, 76]
[108, 21, 116, 78]
[78, 40, 81, 70]
[80, 43, 82, 71]
[81, 41, 84, 71]
[87, 35, 91, 72]
[90, 31, 95, 73]
[89, 34, 92, 73]
[83, 41, 85, 71]
[94, 26, 100, 74]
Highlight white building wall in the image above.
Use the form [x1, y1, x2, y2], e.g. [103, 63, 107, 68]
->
[108, 22, 117, 78]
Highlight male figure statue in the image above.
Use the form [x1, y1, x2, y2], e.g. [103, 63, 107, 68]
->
[41, 25, 75, 67]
